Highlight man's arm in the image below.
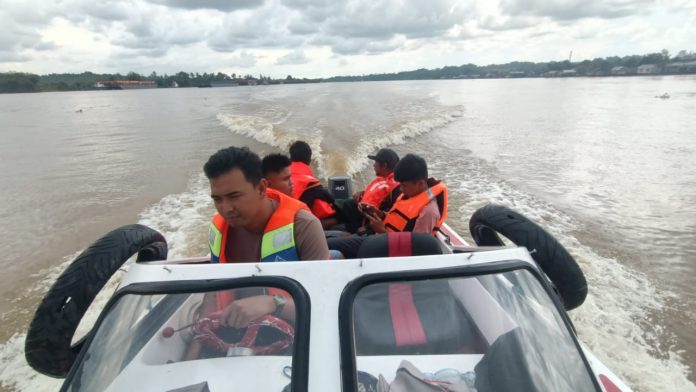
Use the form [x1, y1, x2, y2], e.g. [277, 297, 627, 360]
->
[294, 209, 330, 260]
[412, 199, 440, 234]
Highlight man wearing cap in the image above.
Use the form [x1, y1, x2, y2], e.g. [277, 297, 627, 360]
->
[332, 148, 400, 234]
[328, 153, 448, 258]
[354, 148, 401, 211]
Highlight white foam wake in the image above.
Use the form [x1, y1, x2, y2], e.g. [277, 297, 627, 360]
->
[434, 156, 696, 392]
[0, 174, 214, 392]
[215, 113, 330, 179]
[343, 106, 464, 177]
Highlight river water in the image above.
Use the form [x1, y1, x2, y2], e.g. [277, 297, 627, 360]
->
[0, 77, 694, 391]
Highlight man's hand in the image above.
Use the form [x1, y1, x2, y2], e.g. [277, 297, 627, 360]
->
[364, 211, 387, 233]
[220, 295, 276, 329]
[360, 204, 384, 219]
[352, 191, 365, 204]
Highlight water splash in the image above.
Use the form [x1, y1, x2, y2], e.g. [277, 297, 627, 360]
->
[431, 154, 696, 392]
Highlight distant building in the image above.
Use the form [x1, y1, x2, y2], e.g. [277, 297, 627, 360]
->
[94, 80, 156, 89]
[611, 66, 631, 76]
[637, 64, 660, 74]
[664, 61, 696, 74]
[675, 51, 696, 61]
[560, 69, 577, 77]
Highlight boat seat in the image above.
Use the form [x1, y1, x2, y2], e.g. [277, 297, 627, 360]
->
[356, 232, 442, 258]
[353, 233, 475, 355]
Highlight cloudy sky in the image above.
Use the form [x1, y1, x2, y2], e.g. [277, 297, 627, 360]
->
[1, 0, 695, 78]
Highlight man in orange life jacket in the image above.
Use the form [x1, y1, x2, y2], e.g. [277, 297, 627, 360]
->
[288, 140, 339, 229]
[327, 153, 448, 258]
[355, 148, 401, 210]
[204, 146, 329, 328]
[261, 153, 294, 197]
[340, 148, 401, 233]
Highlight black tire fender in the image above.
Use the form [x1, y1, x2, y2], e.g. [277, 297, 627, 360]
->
[25, 224, 168, 378]
[469, 204, 587, 310]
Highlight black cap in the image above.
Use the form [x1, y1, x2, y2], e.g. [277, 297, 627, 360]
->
[368, 148, 399, 169]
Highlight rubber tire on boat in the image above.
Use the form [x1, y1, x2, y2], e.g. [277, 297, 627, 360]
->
[24, 224, 168, 378]
[469, 204, 587, 310]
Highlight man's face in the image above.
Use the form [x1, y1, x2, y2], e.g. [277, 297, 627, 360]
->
[265, 166, 293, 196]
[399, 179, 425, 198]
[210, 168, 267, 229]
[373, 160, 388, 177]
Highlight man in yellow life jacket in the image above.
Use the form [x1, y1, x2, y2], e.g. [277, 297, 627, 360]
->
[327, 153, 448, 258]
[203, 146, 329, 328]
[261, 153, 294, 197]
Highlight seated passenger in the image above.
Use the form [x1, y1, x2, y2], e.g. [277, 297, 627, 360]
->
[365, 153, 447, 235]
[327, 153, 448, 258]
[203, 146, 329, 328]
[337, 148, 400, 233]
[288, 140, 340, 229]
[261, 153, 294, 197]
[355, 148, 401, 210]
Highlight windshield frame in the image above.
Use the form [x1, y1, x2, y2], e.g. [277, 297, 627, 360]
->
[337, 259, 600, 392]
[62, 275, 311, 392]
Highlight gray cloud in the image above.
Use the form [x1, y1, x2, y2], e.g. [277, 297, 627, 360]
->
[2, 0, 692, 75]
[0, 51, 31, 62]
[276, 49, 309, 65]
[317, 36, 402, 55]
[81, 2, 132, 21]
[207, 7, 304, 52]
[281, 0, 475, 56]
[499, 0, 653, 21]
[144, 0, 265, 12]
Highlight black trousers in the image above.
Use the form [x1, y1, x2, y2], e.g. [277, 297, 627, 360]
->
[327, 235, 369, 259]
[333, 199, 365, 234]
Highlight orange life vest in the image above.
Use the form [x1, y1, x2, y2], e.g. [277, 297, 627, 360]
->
[208, 188, 308, 263]
[361, 172, 400, 210]
[289, 161, 336, 219]
[383, 179, 448, 234]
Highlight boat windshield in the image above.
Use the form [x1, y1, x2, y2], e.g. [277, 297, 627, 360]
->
[348, 268, 597, 391]
[65, 286, 298, 392]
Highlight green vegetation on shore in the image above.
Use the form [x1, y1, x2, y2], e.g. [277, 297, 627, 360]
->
[1, 50, 695, 94]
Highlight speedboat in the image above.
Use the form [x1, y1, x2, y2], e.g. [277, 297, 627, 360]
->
[24, 200, 633, 391]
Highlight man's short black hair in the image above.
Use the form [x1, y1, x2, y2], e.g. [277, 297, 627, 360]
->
[289, 140, 312, 164]
[203, 146, 263, 185]
[394, 153, 428, 182]
[262, 153, 291, 176]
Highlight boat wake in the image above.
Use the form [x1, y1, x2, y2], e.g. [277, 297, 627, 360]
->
[429, 153, 696, 392]
[216, 106, 463, 180]
[0, 175, 215, 392]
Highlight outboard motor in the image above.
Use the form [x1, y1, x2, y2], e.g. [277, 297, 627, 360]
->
[328, 176, 352, 200]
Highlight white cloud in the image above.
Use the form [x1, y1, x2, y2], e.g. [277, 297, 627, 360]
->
[227, 50, 258, 68]
[276, 49, 309, 65]
[0, 0, 694, 77]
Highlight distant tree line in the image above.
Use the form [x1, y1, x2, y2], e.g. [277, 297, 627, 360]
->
[326, 50, 694, 81]
[1, 50, 694, 93]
